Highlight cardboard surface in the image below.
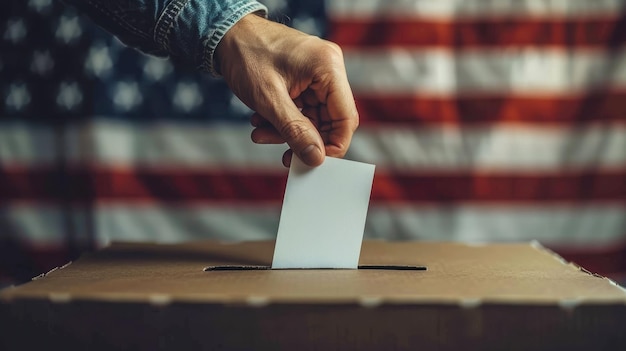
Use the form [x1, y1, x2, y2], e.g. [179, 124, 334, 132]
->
[1, 240, 625, 350]
[272, 156, 375, 269]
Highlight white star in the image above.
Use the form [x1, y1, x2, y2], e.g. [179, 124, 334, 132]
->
[112, 81, 143, 112]
[5, 83, 31, 111]
[143, 56, 173, 81]
[229, 94, 252, 115]
[29, 0, 52, 13]
[56, 15, 82, 44]
[4, 19, 27, 43]
[293, 16, 323, 37]
[172, 82, 203, 113]
[56, 81, 83, 110]
[84, 43, 113, 78]
[31, 50, 54, 76]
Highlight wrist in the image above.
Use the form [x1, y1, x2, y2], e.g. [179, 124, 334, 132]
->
[214, 13, 268, 76]
[201, 1, 267, 76]
[215, 13, 316, 78]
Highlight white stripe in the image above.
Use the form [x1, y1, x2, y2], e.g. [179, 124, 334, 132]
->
[0, 205, 93, 246]
[345, 49, 626, 95]
[0, 120, 286, 169]
[0, 205, 280, 247]
[327, 0, 625, 19]
[3, 204, 624, 249]
[366, 204, 626, 248]
[66, 119, 287, 169]
[351, 124, 626, 171]
[95, 204, 279, 244]
[0, 122, 58, 165]
[1, 120, 625, 171]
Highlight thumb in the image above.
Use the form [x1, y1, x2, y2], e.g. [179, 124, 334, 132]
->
[259, 87, 326, 167]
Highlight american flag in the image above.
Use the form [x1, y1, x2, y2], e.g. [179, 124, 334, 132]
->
[1, 0, 625, 287]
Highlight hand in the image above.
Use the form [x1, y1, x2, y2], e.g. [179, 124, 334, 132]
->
[215, 14, 359, 167]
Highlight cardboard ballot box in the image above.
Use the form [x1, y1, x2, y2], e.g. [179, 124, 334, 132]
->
[1, 240, 625, 350]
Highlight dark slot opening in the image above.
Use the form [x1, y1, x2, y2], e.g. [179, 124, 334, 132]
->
[204, 265, 270, 271]
[204, 265, 427, 271]
[358, 265, 426, 270]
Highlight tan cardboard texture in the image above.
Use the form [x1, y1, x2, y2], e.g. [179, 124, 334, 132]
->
[1, 240, 625, 350]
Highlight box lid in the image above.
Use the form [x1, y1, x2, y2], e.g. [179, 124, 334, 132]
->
[2, 240, 625, 306]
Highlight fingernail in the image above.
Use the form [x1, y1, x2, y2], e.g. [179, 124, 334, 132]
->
[301, 144, 323, 165]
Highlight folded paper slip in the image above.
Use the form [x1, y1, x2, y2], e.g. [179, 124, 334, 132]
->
[1, 240, 625, 351]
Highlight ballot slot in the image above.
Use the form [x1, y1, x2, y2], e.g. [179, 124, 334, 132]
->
[204, 265, 427, 271]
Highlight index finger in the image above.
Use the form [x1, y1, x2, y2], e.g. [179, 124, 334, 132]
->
[312, 43, 359, 158]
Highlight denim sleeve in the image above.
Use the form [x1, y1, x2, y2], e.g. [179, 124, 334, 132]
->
[63, 0, 267, 76]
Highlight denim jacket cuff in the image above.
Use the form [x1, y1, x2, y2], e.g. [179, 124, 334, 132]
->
[202, 1, 268, 76]
[154, 0, 267, 77]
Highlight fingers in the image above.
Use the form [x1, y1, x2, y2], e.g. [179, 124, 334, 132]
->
[249, 114, 294, 167]
[250, 112, 269, 128]
[278, 117, 325, 166]
[251, 112, 285, 144]
[324, 75, 359, 158]
[255, 79, 326, 167]
[251, 126, 284, 144]
[282, 149, 293, 167]
[313, 43, 359, 158]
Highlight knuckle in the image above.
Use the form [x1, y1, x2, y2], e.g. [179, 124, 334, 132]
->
[280, 119, 309, 143]
[324, 40, 343, 57]
[305, 39, 344, 67]
[319, 41, 343, 63]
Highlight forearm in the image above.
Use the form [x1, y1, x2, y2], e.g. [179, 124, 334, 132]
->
[62, 0, 267, 74]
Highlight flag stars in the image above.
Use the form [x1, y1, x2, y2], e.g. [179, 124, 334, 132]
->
[31, 50, 54, 76]
[5, 83, 31, 111]
[173, 82, 203, 113]
[112, 81, 143, 112]
[84, 43, 113, 78]
[56, 15, 82, 44]
[28, 0, 52, 14]
[4, 19, 27, 44]
[56, 81, 83, 111]
[143, 56, 173, 82]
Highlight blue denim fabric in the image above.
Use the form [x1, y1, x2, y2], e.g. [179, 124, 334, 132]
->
[63, 0, 267, 75]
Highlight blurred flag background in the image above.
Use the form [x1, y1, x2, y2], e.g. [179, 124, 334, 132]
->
[1, 0, 625, 286]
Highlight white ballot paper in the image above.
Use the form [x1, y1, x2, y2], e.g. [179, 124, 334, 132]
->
[272, 156, 375, 269]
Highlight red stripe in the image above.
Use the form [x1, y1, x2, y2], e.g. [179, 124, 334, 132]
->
[0, 166, 287, 203]
[355, 93, 626, 125]
[1, 167, 624, 203]
[330, 18, 626, 48]
[372, 171, 625, 203]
